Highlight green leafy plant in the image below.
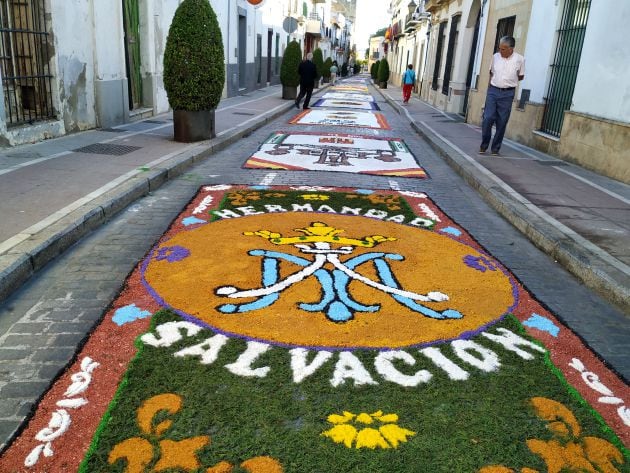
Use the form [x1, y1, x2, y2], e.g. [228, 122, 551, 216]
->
[163, 0, 224, 111]
[323, 57, 333, 80]
[377, 58, 390, 83]
[341, 63, 348, 77]
[280, 40, 302, 87]
[312, 48, 324, 81]
[371, 60, 380, 80]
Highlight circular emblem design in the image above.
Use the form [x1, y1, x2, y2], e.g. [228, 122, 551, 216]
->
[143, 213, 516, 349]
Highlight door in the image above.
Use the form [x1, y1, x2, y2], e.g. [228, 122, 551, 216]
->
[462, 9, 481, 116]
[238, 15, 247, 90]
[267, 29, 273, 83]
[122, 0, 142, 110]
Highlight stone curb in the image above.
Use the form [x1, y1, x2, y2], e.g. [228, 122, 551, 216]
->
[0, 95, 306, 304]
[375, 83, 630, 314]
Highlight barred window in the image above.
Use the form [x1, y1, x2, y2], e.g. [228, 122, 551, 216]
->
[0, 0, 54, 127]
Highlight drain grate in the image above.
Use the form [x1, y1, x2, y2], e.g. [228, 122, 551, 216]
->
[73, 143, 142, 156]
[536, 160, 569, 166]
[144, 120, 168, 124]
[233, 111, 256, 116]
[100, 127, 125, 133]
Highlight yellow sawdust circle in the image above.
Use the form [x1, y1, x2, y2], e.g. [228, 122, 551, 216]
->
[144, 213, 514, 348]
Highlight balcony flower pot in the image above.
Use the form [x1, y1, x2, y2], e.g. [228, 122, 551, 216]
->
[164, 0, 224, 142]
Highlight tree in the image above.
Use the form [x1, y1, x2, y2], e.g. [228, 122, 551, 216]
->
[280, 40, 301, 87]
[377, 58, 390, 84]
[312, 48, 324, 82]
[163, 0, 224, 111]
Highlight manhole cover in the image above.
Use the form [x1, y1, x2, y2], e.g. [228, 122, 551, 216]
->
[73, 143, 142, 156]
[233, 111, 256, 116]
[536, 160, 568, 166]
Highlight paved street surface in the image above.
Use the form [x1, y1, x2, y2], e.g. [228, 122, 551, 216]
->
[0, 76, 628, 462]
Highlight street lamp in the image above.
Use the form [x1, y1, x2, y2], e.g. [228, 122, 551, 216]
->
[407, 0, 417, 15]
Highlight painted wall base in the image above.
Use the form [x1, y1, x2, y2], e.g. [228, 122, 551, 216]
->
[0, 119, 66, 147]
[95, 79, 128, 128]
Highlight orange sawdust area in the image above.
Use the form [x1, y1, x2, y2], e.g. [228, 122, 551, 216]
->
[2, 187, 628, 473]
[144, 212, 513, 349]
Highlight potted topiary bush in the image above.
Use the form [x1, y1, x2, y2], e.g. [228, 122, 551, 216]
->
[371, 60, 380, 81]
[163, 0, 224, 142]
[312, 48, 324, 88]
[323, 57, 333, 83]
[377, 58, 390, 89]
[280, 40, 301, 100]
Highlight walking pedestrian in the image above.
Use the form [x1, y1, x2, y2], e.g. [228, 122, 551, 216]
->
[402, 64, 416, 104]
[330, 62, 338, 85]
[295, 52, 318, 110]
[480, 36, 525, 155]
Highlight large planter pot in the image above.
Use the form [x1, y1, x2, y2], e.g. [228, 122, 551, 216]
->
[173, 109, 216, 142]
[282, 85, 298, 100]
[314, 80, 320, 89]
[379, 81, 388, 89]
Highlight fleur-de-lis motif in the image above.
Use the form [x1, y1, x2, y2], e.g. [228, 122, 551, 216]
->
[108, 393, 283, 472]
[479, 397, 625, 473]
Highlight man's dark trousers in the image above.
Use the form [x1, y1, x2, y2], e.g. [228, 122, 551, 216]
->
[296, 84, 314, 109]
[481, 85, 515, 152]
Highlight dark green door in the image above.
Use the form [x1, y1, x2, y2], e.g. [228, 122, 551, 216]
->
[122, 0, 142, 110]
[540, 0, 591, 136]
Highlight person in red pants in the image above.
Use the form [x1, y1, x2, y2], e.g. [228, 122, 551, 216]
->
[402, 64, 416, 104]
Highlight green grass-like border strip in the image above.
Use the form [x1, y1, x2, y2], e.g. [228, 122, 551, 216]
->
[77, 331, 149, 473]
[507, 313, 629, 457]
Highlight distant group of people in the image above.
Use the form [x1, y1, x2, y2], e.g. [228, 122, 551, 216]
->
[295, 35, 524, 156]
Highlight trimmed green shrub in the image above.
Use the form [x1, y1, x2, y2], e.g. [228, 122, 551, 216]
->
[341, 62, 348, 77]
[323, 57, 333, 79]
[370, 60, 380, 80]
[163, 0, 224, 111]
[377, 58, 390, 83]
[353, 63, 360, 74]
[280, 40, 301, 87]
[312, 48, 324, 81]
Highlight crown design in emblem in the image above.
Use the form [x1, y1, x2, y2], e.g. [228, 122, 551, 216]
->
[244, 222, 396, 248]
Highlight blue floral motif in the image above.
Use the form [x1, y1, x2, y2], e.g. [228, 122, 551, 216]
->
[355, 189, 374, 194]
[182, 216, 206, 226]
[156, 245, 190, 263]
[112, 304, 151, 326]
[439, 226, 462, 237]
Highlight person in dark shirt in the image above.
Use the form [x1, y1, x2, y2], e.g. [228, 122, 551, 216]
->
[295, 52, 318, 110]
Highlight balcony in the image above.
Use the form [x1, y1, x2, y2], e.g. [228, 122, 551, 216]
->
[424, 0, 447, 13]
[306, 13, 323, 36]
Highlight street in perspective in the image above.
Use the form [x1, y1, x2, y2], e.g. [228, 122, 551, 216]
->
[0, 0, 628, 472]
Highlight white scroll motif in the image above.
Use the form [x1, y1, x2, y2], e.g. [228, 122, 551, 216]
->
[568, 357, 629, 427]
[24, 357, 99, 467]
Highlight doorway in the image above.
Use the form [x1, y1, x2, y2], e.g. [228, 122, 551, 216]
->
[238, 15, 247, 90]
[122, 0, 142, 110]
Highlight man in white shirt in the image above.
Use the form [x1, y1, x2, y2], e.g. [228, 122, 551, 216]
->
[480, 36, 525, 155]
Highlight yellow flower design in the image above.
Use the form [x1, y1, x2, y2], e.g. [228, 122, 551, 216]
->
[300, 194, 330, 201]
[322, 410, 415, 450]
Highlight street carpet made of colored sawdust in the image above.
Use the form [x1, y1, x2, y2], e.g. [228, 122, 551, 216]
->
[0, 186, 628, 473]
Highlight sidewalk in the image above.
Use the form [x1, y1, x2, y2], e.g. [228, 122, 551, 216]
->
[0, 83, 328, 302]
[377, 82, 630, 313]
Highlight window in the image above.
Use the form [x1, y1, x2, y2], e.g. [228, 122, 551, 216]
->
[0, 0, 54, 126]
[442, 15, 461, 95]
[493, 16, 515, 53]
[432, 22, 447, 90]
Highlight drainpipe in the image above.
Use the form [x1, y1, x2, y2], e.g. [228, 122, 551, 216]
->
[227, 0, 231, 96]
